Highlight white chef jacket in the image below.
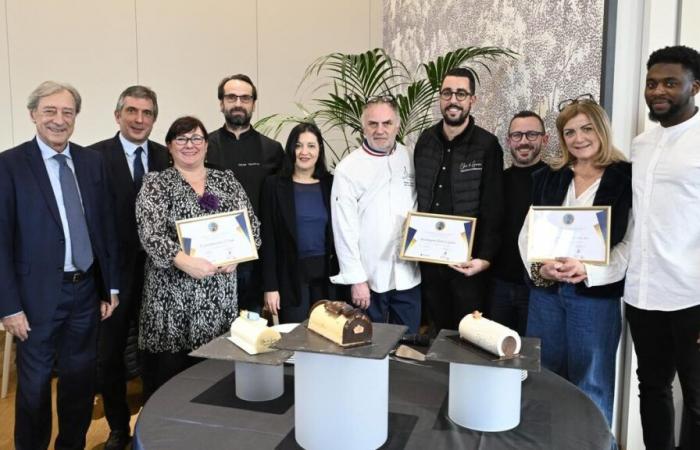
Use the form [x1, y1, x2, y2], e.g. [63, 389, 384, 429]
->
[625, 111, 700, 311]
[330, 143, 421, 293]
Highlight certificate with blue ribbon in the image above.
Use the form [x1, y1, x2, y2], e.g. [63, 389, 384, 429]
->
[399, 211, 476, 265]
[527, 206, 610, 265]
[176, 210, 258, 266]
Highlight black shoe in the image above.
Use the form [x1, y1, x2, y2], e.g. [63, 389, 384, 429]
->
[104, 430, 131, 450]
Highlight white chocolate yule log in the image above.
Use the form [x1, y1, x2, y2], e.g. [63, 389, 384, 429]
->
[230, 310, 281, 355]
[458, 311, 522, 357]
[307, 300, 372, 347]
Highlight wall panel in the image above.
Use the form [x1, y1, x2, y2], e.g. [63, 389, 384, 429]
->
[136, 0, 257, 142]
[5, 0, 137, 146]
[0, 0, 13, 150]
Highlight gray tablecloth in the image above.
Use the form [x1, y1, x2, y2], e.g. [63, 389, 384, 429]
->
[134, 358, 611, 449]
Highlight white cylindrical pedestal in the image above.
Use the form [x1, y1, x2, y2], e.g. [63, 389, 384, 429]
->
[234, 362, 284, 402]
[448, 363, 521, 431]
[295, 352, 388, 450]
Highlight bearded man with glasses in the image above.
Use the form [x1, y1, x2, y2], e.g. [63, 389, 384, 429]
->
[413, 67, 504, 334]
[488, 111, 548, 335]
[206, 74, 284, 314]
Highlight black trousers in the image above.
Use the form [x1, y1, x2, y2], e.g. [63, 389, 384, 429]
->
[237, 260, 263, 312]
[142, 350, 202, 394]
[420, 263, 488, 333]
[15, 275, 99, 450]
[279, 255, 329, 324]
[96, 252, 146, 433]
[627, 303, 700, 450]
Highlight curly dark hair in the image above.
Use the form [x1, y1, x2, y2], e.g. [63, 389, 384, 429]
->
[647, 45, 700, 80]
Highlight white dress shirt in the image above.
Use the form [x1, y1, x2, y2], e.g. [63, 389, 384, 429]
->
[625, 111, 700, 311]
[119, 133, 149, 178]
[330, 143, 421, 293]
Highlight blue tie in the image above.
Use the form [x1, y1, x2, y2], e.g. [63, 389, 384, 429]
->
[54, 154, 94, 271]
[133, 146, 145, 191]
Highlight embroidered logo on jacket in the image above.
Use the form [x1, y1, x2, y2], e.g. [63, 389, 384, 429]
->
[459, 161, 482, 173]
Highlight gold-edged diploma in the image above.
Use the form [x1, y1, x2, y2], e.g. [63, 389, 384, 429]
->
[399, 211, 476, 265]
[176, 210, 258, 266]
[527, 206, 611, 265]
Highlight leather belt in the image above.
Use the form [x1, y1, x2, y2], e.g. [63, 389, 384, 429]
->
[62, 266, 93, 283]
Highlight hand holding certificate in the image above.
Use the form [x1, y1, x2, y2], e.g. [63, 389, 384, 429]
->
[527, 206, 610, 265]
[176, 210, 258, 267]
[399, 212, 476, 265]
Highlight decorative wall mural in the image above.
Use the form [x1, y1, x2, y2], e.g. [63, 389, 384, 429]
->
[384, 0, 605, 163]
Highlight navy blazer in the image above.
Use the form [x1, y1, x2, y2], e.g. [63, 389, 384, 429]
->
[0, 139, 119, 324]
[530, 161, 632, 298]
[89, 133, 169, 297]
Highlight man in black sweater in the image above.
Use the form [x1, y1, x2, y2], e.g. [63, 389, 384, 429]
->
[206, 74, 284, 312]
[489, 111, 548, 335]
[414, 67, 504, 333]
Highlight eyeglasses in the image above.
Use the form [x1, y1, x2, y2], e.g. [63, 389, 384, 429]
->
[366, 95, 397, 107]
[173, 135, 205, 146]
[508, 131, 545, 142]
[557, 93, 596, 112]
[439, 89, 473, 101]
[222, 93, 254, 104]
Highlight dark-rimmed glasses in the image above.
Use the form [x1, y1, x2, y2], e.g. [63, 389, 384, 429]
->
[173, 135, 205, 146]
[222, 93, 254, 104]
[508, 131, 545, 142]
[439, 89, 473, 101]
[557, 94, 596, 111]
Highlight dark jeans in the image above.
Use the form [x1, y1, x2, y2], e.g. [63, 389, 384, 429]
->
[421, 263, 488, 333]
[626, 303, 700, 450]
[489, 278, 530, 336]
[527, 284, 621, 426]
[367, 285, 421, 334]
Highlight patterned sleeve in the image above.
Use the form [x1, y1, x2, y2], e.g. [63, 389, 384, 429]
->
[222, 170, 261, 249]
[136, 172, 181, 268]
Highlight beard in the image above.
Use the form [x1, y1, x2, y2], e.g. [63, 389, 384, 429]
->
[647, 94, 692, 123]
[509, 143, 542, 166]
[441, 104, 470, 127]
[224, 107, 252, 128]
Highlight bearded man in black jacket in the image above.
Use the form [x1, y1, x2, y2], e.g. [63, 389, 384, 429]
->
[414, 67, 504, 333]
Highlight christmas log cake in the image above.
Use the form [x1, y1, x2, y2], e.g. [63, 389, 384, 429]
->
[458, 310, 522, 357]
[308, 300, 372, 347]
[230, 310, 281, 355]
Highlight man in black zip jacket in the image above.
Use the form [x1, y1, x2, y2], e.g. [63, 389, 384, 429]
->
[414, 67, 504, 333]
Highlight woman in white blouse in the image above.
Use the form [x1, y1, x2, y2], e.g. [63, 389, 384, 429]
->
[518, 97, 632, 427]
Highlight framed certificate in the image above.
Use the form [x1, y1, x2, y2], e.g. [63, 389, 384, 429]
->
[399, 211, 476, 265]
[175, 210, 258, 266]
[527, 206, 610, 265]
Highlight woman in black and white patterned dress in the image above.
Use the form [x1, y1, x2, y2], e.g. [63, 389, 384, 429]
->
[136, 116, 260, 390]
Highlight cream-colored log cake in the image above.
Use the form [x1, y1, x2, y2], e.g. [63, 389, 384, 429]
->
[230, 310, 281, 355]
[458, 311, 522, 357]
[307, 300, 372, 347]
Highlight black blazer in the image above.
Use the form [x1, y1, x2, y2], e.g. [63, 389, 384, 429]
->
[0, 139, 119, 323]
[89, 133, 170, 297]
[530, 161, 632, 298]
[260, 174, 343, 307]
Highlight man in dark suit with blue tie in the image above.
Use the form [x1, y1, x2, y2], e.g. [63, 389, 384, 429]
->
[89, 85, 169, 450]
[0, 81, 120, 450]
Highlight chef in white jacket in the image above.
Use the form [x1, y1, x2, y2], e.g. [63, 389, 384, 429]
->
[330, 96, 421, 333]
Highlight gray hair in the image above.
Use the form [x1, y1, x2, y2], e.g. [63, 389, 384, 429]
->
[27, 81, 82, 113]
[115, 85, 159, 119]
[360, 96, 400, 126]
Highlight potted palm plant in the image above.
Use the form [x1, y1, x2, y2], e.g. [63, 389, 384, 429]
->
[256, 46, 517, 165]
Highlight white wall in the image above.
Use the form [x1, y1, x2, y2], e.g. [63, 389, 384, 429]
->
[0, 0, 382, 149]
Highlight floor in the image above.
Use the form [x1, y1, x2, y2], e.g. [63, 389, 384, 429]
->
[0, 333, 143, 449]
